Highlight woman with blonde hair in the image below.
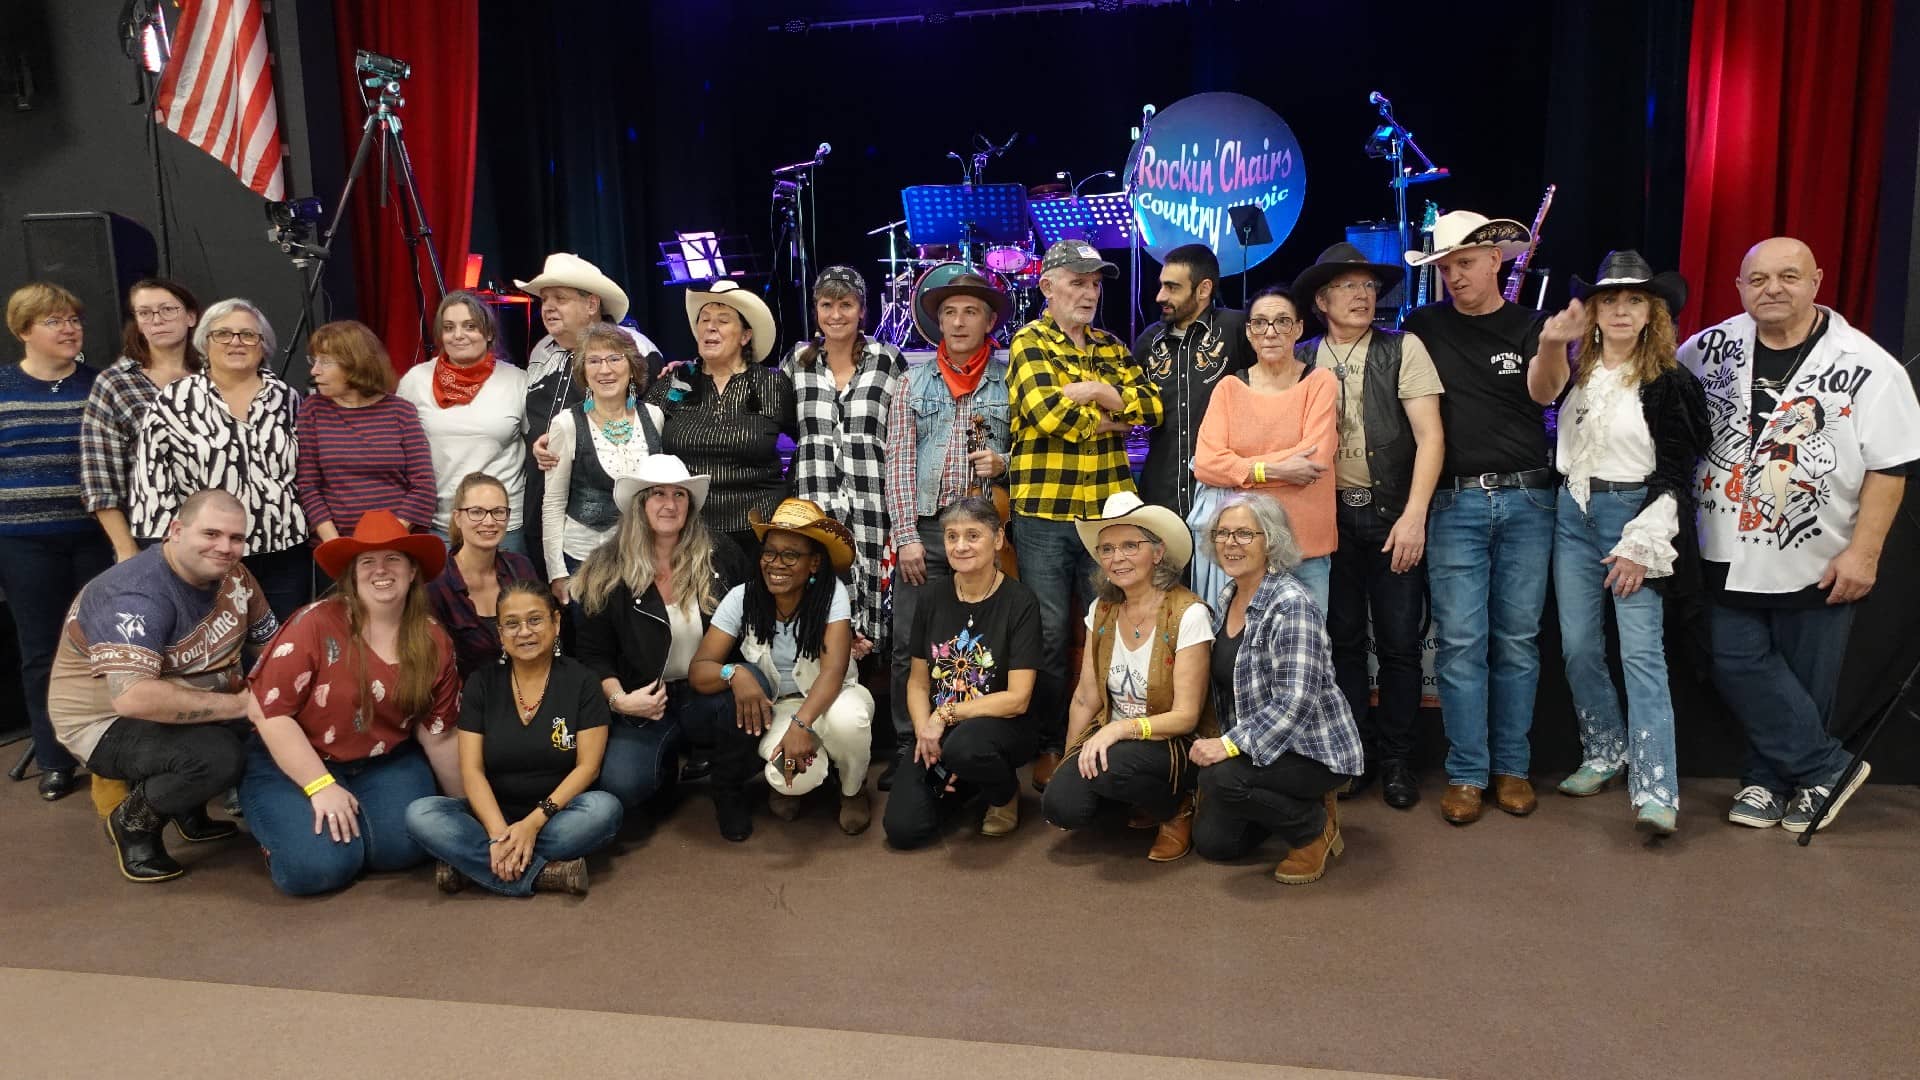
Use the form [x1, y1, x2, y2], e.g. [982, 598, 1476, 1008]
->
[1528, 251, 1708, 835]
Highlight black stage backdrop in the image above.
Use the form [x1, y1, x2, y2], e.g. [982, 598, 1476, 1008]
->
[477, 0, 1916, 784]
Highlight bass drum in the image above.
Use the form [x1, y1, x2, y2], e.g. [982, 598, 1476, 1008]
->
[911, 262, 1009, 346]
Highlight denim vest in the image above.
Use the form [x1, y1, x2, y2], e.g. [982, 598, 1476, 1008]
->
[903, 357, 1011, 519]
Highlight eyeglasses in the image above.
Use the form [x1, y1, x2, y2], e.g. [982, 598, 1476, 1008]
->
[457, 506, 511, 523]
[37, 316, 84, 331]
[1248, 316, 1299, 335]
[1094, 539, 1157, 560]
[1211, 528, 1261, 546]
[208, 328, 264, 346]
[582, 354, 627, 368]
[133, 304, 185, 323]
[1327, 279, 1380, 296]
[760, 548, 811, 567]
[308, 355, 339, 370]
[498, 615, 551, 635]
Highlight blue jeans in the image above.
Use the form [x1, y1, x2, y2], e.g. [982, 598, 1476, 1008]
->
[1426, 484, 1555, 787]
[1707, 600, 1853, 795]
[1292, 555, 1331, 615]
[238, 737, 436, 896]
[596, 688, 704, 810]
[0, 532, 113, 770]
[404, 791, 623, 896]
[1551, 486, 1678, 810]
[1010, 514, 1097, 754]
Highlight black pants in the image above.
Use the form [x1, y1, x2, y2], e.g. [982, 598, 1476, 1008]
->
[1041, 738, 1187, 828]
[245, 545, 316, 625]
[688, 676, 768, 793]
[887, 518, 951, 752]
[1327, 500, 1428, 764]
[1192, 752, 1346, 859]
[86, 718, 248, 817]
[883, 715, 1036, 849]
[0, 532, 113, 770]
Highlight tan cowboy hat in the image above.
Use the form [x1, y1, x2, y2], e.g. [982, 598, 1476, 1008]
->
[1074, 491, 1193, 572]
[750, 497, 855, 573]
[685, 279, 777, 364]
[314, 509, 447, 581]
[917, 271, 1011, 337]
[613, 454, 711, 516]
[514, 252, 630, 322]
[1404, 210, 1532, 267]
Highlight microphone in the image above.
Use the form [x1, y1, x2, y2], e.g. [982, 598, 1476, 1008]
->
[771, 143, 831, 176]
[1369, 90, 1390, 109]
[815, 141, 832, 160]
[1142, 103, 1156, 118]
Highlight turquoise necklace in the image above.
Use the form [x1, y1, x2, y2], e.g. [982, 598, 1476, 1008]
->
[586, 393, 637, 445]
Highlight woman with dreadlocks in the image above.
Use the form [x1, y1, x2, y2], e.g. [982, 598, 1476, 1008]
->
[689, 497, 875, 836]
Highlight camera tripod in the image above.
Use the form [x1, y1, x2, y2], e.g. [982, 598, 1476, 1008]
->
[1797, 650, 1920, 845]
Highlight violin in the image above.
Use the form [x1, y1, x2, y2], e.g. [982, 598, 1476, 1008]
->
[967, 415, 1020, 580]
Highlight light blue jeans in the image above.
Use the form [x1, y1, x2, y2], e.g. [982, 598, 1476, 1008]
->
[1426, 484, 1555, 787]
[1292, 555, 1331, 617]
[1551, 485, 1678, 810]
[404, 792, 623, 897]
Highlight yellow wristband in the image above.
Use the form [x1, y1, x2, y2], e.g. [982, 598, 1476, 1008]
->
[1221, 735, 1241, 758]
[303, 773, 337, 797]
[1253, 461, 1267, 484]
[1136, 717, 1152, 741]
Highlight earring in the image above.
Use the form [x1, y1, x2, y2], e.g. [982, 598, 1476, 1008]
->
[1592, 326, 1602, 344]
[808, 574, 816, 585]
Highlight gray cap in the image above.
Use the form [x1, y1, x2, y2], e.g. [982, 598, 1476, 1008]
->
[1040, 239, 1119, 278]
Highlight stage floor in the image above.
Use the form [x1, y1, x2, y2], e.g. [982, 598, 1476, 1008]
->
[3, 767, 1915, 1079]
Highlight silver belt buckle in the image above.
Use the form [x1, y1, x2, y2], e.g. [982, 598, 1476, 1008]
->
[1339, 488, 1372, 507]
[1477, 472, 1500, 490]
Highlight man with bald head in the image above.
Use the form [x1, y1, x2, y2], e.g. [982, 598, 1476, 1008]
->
[1679, 237, 1920, 833]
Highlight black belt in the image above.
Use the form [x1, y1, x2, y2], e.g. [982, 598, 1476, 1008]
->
[1576, 478, 1646, 493]
[1447, 468, 1555, 491]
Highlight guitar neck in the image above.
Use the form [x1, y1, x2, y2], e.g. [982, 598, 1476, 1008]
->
[1503, 185, 1556, 303]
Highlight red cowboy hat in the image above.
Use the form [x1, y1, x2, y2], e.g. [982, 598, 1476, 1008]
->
[313, 509, 448, 581]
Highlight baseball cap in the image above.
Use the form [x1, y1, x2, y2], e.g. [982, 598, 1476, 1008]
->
[1039, 239, 1119, 278]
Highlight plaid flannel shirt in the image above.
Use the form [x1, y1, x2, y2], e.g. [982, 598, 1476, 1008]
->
[78, 357, 162, 514]
[1216, 572, 1363, 774]
[1006, 313, 1162, 520]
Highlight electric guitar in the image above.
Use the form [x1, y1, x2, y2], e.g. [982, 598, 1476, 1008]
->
[1414, 201, 1440, 307]
[968, 415, 1019, 580]
[1504, 185, 1557, 304]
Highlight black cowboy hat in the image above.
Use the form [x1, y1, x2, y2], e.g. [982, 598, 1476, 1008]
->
[1290, 242, 1407, 307]
[1570, 250, 1688, 315]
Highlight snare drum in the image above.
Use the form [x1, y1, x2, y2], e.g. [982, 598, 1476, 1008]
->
[911, 261, 1009, 345]
[983, 244, 1034, 274]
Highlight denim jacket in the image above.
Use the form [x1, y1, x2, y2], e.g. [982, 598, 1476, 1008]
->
[899, 357, 1011, 519]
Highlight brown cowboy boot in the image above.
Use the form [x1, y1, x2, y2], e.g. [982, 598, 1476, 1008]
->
[1274, 799, 1345, 884]
[1147, 792, 1195, 862]
[533, 858, 588, 896]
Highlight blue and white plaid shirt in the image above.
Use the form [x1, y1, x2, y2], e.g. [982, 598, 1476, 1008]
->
[1215, 572, 1363, 774]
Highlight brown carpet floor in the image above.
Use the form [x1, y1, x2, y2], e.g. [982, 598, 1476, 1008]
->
[3, 768, 1916, 1080]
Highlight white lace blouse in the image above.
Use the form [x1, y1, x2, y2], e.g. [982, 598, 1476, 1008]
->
[1555, 363, 1679, 575]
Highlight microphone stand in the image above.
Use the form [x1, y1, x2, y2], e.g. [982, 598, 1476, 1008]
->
[1125, 105, 1154, 342]
[1368, 96, 1447, 327]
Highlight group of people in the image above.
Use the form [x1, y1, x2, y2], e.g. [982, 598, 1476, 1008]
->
[3, 212, 1912, 897]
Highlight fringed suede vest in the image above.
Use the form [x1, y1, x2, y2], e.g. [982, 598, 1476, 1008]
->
[1069, 585, 1219, 794]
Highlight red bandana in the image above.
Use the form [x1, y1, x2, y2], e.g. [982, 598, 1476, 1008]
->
[935, 340, 992, 400]
[432, 353, 496, 408]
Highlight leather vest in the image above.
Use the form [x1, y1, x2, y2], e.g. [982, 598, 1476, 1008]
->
[1297, 330, 1415, 520]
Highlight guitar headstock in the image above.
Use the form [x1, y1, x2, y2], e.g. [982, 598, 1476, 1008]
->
[1421, 201, 1440, 230]
[968, 414, 990, 454]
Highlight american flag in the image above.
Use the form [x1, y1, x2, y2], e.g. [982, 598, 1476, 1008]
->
[152, 0, 287, 200]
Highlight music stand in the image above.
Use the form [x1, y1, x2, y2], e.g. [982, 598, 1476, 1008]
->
[1227, 205, 1271, 307]
[900, 184, 1030, 267]
[1030, 192, 1135, 250]
[657, 231, 758, 286]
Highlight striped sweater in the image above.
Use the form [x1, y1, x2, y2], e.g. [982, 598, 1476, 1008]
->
[0, 361, 100, 536]
[295, 392, 438, 536]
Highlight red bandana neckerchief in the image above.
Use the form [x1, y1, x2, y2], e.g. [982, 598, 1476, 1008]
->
[432, 353, 497, 408]
[936, 340, 992, 400]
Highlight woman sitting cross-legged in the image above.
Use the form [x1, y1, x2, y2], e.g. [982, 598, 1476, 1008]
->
[1188, 493, 1363, 884]
[573, 454, 757, 836]
[883, 496, 1044, 848]
[405, 582, 623, 896]
[240, 512, 461, 896]
[689, 497, 876, 836]
[1042, 492, 1215, 862]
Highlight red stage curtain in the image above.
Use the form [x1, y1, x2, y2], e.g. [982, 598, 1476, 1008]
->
[1679, 0, 1894, 335]
[331, 1, 479, 373]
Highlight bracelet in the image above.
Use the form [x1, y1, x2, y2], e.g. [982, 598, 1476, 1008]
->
[1136, 717, 1152, 740]
[1221, 735, 1242, 758]
[940, 701, 960, 727]
[303, 773, 337, 797]
[1253, 461, 1267, 484]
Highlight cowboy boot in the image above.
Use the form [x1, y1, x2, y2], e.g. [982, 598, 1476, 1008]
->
[1147, 792, 1195, 862]
[173, 805, 241, 843]
[106, 788, 185, 883]
[1274, 797, 1345, 884]
[533, 858, 588, 896]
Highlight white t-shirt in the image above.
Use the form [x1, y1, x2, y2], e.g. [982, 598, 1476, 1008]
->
[1680, 308, 1920, 593]
[1084, 598, 1213, 719]
[395, 361, 529, 534]
[712, 580, 852, 698]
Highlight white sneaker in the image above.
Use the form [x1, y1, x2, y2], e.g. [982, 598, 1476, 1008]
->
[1781, 762, 1871, 834]
[1727, 785, 1784, 828]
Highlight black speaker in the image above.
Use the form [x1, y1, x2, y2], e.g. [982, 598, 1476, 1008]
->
[21, 212, 159, 367]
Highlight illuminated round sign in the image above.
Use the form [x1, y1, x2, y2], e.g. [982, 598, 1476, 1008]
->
[1127, 92, 1306, 272]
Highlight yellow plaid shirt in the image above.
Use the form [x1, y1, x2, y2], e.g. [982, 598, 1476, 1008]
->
[1007, 313, 1163, 520]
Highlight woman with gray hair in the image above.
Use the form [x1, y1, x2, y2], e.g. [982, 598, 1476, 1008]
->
[1188, 492, 1362, 884]
[1041, 492, 1215, 861]
[127, 297, 311, 619]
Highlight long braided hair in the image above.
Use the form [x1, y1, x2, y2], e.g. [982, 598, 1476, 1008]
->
[739, 531, 837, 661]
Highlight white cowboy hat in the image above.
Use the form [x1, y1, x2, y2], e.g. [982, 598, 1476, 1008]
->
[514, 252, 630, 322]
[613, 454, 711, 516]
[1404, 210, 1532, 267]
[685, 279, 777, 364]
[1074, 491, 1193, 572]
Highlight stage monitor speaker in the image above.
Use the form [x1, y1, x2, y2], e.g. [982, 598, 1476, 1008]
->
[21, 212, 159, 366]
[1344, 222, 1409, 311]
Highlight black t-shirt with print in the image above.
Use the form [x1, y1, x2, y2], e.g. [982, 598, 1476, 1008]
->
[1403, 300, 1547, 477]
[1747, 312, 1832, 444]
[458, 655, 610, 820]
[910, 577, 1044, 708]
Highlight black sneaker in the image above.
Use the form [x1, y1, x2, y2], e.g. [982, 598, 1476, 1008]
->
[1727, 785, 1785, 828]
[1781, 762, 1871, 834]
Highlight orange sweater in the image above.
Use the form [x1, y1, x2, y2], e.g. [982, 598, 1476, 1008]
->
[1192, 368, 1339, 557]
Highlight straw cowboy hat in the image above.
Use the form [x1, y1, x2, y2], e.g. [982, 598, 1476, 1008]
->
[750, 497, 856, 573]
[514, 252, 630, 322]
[685, 279, 777, 364]
[1569, 249, 1688, 315]
[613, 454, 711, 516]
[1403, 210, 1532, 267]
[1075, 491, 1193, 572]
[314, 509, 447, 581]
[917, 271, 1012, 336]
